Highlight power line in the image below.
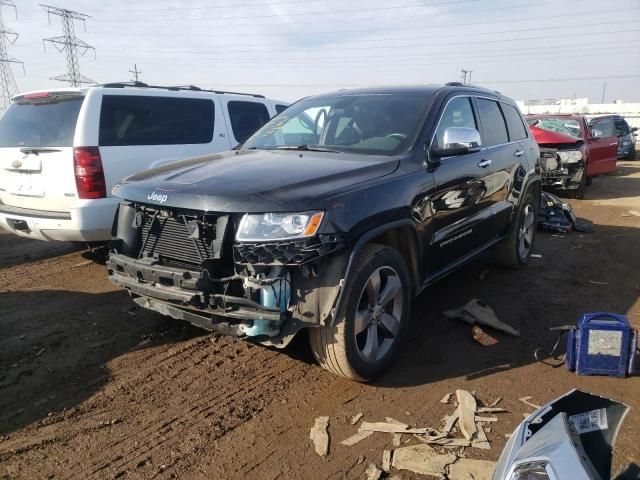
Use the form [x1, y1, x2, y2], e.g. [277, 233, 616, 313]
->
[89, 18, 640, 52]
[89, 27, 640, 56]
[41, 4, 96, 86]
[88, 0, 577, 23]
[0, 1, 22, 113]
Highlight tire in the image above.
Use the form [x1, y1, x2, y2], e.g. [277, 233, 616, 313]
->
[309, 244, 411, 382]
[493, 189, 538, 269]
[626, 146, 637, 161]
[567, 170, 586, 199]
[585, 175, 593, 186]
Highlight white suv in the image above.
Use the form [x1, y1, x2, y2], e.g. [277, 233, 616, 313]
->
[0, 82, 288, 242]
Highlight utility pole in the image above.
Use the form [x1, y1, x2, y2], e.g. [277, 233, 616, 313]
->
[460, 68, 472, 85]
[0, 1, 23, 114]
[40, 4, 95, 87]
[601, 82, 607, 104]
[129, 63, 141, 82]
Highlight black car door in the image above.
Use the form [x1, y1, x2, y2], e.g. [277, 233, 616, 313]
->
[425, 96, 496, 277]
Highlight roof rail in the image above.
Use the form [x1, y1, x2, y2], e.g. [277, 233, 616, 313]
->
[445, 81, 502, 95]
[96, 81, 265, 98]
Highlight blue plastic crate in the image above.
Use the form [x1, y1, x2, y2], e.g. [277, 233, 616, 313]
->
[566, 312, 637, 378]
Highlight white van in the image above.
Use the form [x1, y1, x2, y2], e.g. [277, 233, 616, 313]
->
[0, 82, 288, 242]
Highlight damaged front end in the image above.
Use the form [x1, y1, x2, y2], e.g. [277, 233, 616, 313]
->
[493, 389, 630, 480]
[539, 144, 586, 192]
[107, 202, 346, 348]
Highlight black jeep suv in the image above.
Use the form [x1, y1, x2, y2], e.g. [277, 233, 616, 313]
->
[107, 84, 541, 381]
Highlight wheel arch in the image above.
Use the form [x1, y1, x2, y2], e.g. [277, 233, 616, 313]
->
[330, 219, 422, 326]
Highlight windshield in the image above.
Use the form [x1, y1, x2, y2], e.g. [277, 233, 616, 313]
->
[242, 93, 432, 155]
[0, 96, 84, 148]
[526, 117, 581, 138]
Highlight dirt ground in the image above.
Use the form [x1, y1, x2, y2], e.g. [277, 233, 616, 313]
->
[1, 161, 639, 480]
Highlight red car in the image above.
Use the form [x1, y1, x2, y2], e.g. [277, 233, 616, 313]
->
[525, 114, 618, 198]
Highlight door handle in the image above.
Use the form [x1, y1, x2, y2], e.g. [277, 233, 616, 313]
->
[609, 142, 618, 146]
[477, 159, 492, 168]
[514, 150, 525, 157]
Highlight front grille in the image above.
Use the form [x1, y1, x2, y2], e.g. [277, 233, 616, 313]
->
[140, 213, 213, 266]
[234, 236, 344, 265]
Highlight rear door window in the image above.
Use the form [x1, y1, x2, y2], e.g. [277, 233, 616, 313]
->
[476, 98, 509, 146]
[614, 118, 629, 136]
[227, 101, 271, 144]
[0, 95, 84, 147]
[501, 103, 528, 141]
[99, 95, 215, 146]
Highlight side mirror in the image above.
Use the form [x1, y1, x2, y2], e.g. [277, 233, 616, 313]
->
[431, 127, 482, 158]
[590, 128, 603, 140]
[631, 127, 638, 133]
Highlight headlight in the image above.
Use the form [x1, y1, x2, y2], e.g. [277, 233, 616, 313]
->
[622, 140, 631, 146]
[236, 211, 324, 241]
[557, 150, 583, 163]
[509, 461, 552, 480]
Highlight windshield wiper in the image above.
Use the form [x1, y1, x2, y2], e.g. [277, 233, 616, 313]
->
[271, 145, 341, 153]
[20, 147, 62, 155]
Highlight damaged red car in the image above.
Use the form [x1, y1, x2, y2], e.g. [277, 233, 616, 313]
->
[525, 114, 618, 198]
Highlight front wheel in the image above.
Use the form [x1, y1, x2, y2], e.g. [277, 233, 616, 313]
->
[493, 189, 538, 268]
[309, 244, 411, 382]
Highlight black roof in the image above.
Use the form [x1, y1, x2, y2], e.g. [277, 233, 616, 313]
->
[314, 83, 505, 99]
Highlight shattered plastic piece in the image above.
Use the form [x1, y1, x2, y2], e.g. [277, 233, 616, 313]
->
[538, 191, 593, 234]
[391, 444, 456, 477]
[340, 430, 374, 446]
[385, 417, 408, 428]
[365, 463, 383, 480]
[350, 412, 364, 425]
[475, 416, 498, 423]
[531, 253, 542, 258]
[358, 422, 429, 434]
[456, 390, 477, 440]
[472, 423, 491, 450]
[440, 393, 453, 404]
[448, 458, 496, 480]
[477, 407, 507, 414]
[392, 433, 402, 447]
[443, 409, 460, 433]
[382, 450, 392, 472]
[309, 416, 329, 457]
[519, 396, 541, 409]
[443, 299, 521, 337]
[489, 397, 502, 407]
[472, 325, 498, 346]
[628, 209, 640, 217]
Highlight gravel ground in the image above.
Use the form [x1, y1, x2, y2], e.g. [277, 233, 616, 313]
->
[0, 161, 639, 480]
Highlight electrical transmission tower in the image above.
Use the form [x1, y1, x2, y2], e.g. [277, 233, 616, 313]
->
[129, 63, 142, 82]
[41, 4, 95, 87]
[0, 1, 23, 113]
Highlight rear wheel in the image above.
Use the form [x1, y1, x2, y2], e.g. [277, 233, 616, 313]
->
[567, 170, 586, 199]
[309, 244, 411, 382]
[626, 146, 637, 160]
[494, 189, 538, 268]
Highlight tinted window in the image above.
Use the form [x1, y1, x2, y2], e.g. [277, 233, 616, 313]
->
[433, 97, 477, 149]
[99, 95, 214, 146]
[614, 118, 629, 136]
[590, 117, 614, 138]
[502, 103, 528, 141]
[227, 101, 271, 144]
[242, 93, 433, 156]
[476, 99, 509, 146]
[0, 96, 83, 147]
[275, 104, 288, 114]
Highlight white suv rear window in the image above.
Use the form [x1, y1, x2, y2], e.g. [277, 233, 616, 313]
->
[99, 95, 215, 146]
[0, 96, 83, 147]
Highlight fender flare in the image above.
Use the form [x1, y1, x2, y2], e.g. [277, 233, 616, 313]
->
[329, 218, 421, 326]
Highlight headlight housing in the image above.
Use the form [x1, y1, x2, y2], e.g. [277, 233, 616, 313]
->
[557, 150, 583, 163]
[236, 211, 324, 241]
[509, 461, 553, 480]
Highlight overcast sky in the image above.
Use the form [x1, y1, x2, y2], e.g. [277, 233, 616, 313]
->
[5, 0, 640, 103]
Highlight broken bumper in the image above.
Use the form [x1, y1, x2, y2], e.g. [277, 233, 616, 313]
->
[539, 148, 585, 190]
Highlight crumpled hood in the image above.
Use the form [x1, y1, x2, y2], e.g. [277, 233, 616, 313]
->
[112, 149, 399, 212]
[529, 125, 582, 146]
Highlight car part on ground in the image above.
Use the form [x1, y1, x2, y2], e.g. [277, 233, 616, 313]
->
[107, 84, 541, 380]
[493, 389, 630, 480]
[537, 191, 593, 233]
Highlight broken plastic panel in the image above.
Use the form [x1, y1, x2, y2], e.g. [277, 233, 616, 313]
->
[493, 389, 629, 480]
